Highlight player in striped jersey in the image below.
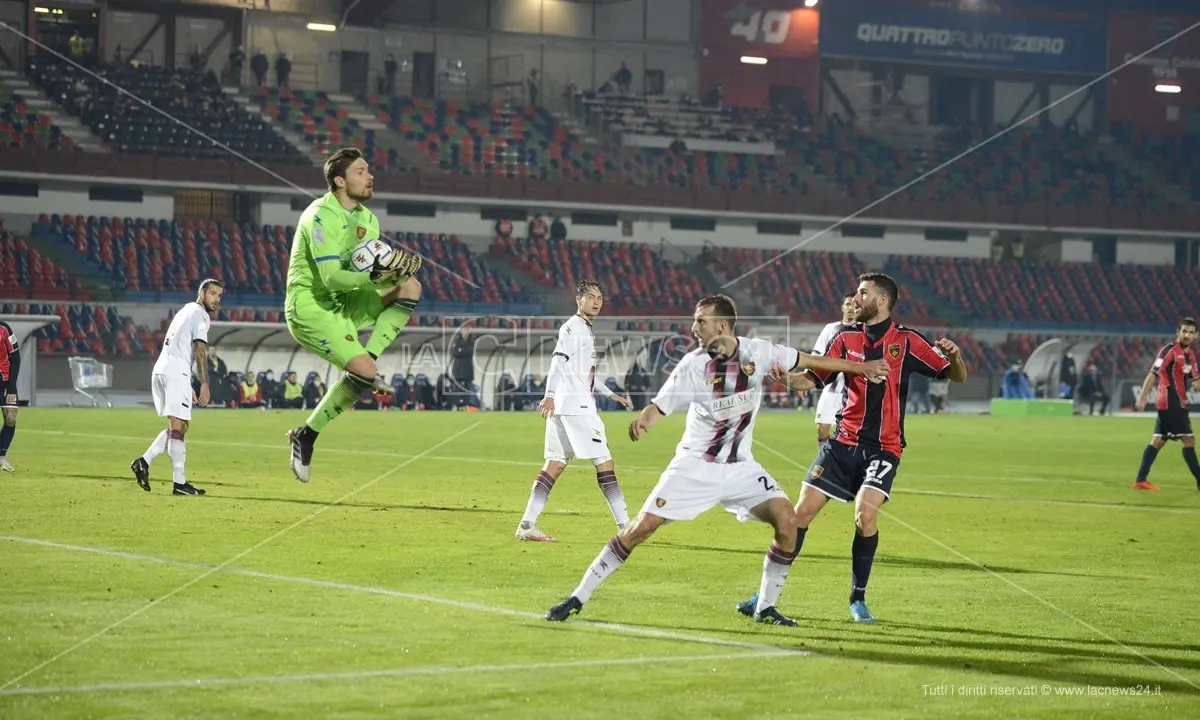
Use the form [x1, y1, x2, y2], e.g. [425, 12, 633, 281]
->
[546, 294, 888, 625]
[1132, 317, 1200, 490]
[811, 294, 858, 447]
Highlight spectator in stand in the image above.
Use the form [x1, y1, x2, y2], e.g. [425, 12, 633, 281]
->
[528, 215, 547, 240]
[527, 69, 539, 107]
[68, 31, 85, 63]
[355, 388, 379, 410]
[282, 371, 304, 408]
[1078, 363, 1110, 416]
[275, 52, 292, 89]
[238, 372, 264, 408]
[550, 216, 567, 241]
[908, 372, 932, 414]
[204, 346, 230, 405]
[189, 45, 205, 73]
[496, 372, 517, 411]
[303, 371, 325, 409]
[930, 378, 950, 413]
[113, 44, 124, 64]
[414, 374, 435, 408]
[260, 370, 280, 408]
[1060, 351, 1078, 400]
[624, 363, 650, 410]
[614, 63, 632, 95]
[451, 325, 475, 398]
[384, 54, 398, 96]
[251, 50, 269, 88]
[228, 46, 245, 86]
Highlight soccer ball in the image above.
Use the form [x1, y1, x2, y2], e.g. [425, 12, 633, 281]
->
[349, 239, 394, 272]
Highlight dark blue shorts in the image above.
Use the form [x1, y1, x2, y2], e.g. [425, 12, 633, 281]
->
[1155, 409, 1193, 440]
[803, 440, 899, 503]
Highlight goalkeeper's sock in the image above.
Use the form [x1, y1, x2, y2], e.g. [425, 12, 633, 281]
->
[365, 297, 419, 358]
[306, 372, 373, 433]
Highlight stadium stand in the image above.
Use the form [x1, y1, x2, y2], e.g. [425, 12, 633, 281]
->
[255, 86, 393, 169]
[1111, 123, 1200, 203]
[24, 55, 306, 164]
[0, 221, 88, 300]
[29, 214, 538, 311]
[0, 79, 73, 151]
[887, 255, 1200, 331]
[489, 236, 705, 315]
[713, 247, 942, 326]
[363, 95, 629, 182]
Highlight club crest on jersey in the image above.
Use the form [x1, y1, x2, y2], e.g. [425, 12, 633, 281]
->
[740, 361, 756, 377]
[356, 226, 367, 239]
[655, 497, 667, 508]
[344, 334, 354, 342]
[887, 344, 902, 360]
[809, 465, 824, 481]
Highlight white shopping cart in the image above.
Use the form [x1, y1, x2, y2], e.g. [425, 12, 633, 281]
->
[68, 356, 114, 408]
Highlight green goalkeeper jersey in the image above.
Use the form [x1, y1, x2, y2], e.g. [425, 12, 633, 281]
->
[286, 192, 381, 302]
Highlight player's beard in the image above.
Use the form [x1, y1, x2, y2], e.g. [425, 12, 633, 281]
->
[348, 185, 373, 202]
[856, 304, 879, 324]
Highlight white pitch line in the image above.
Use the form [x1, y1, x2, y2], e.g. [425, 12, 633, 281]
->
[0, 423, 484, 691]
[25, 428, 1200, 494]
[0, 651, 786, 697]
[899, 488, 1200, 515]
[26, 428, 1200, 513]
[0, 536, 805, 658]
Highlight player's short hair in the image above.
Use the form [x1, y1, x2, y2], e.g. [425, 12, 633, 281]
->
[1180, 317, 1197, 330]
[696, 294, 738, 328]
[325, 147, 365, 192]
[858, 272, 899, 310]
[198, 278, 223, 293]
[576, 280, 603, 298]
[842, 293, 855, 302]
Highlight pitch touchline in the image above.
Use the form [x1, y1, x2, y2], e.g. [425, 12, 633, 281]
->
[0, 651, 786, 697]
[0, 423, 486, 691]
[0, 536, 804, 659]
[25, 429, 1200, 510]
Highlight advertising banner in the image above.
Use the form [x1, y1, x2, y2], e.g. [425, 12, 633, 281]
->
[1108, 11, 1200, 132]
[819, 0, 1106, 75]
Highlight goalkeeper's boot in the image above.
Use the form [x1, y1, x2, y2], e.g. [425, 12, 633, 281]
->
[849, 600, 876, 624]
[754, 606, 797, 627]
[736, 592, 759, 618]
[372, 375, 395, 397]
[546, 596, 583, 622]
[130, 457, 151, 491]
[288, 426, 315, 483]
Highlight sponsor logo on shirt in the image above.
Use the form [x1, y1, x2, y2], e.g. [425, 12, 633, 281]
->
[313, 227, 325, 245]
[357, 226, 367, 239]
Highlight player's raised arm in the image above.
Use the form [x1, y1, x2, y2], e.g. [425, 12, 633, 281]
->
[934, 339, 968, 383]
[797, 353, 890, 381]
[630, 359, 699, 441]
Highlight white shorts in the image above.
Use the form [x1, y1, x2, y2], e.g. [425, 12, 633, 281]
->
[639, 454, 790, 523]
[152, 373, 193, 421]
[544, 414, 611, 463]
[815, 388, 842, 426]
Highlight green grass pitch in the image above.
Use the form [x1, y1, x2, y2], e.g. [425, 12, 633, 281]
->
[1, 408, 1198, 718]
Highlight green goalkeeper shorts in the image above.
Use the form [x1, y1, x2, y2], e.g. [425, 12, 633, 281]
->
[285, 288, 384, 370]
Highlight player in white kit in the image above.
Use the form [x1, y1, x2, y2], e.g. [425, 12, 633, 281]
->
[813, 294, 859, 446]
[546, 294, 889, 625]
[130, 279, 224, 495]
[516, 281, 633, 541]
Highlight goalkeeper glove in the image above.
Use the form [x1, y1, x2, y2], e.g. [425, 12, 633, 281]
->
[369, 248, 423, 284]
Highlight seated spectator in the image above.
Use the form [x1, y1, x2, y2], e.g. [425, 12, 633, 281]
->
[282, 371, 304, 408]
[303, 371, 326, 409]
[260, 370, 280, 408]
[239, 372, 264, 408]
[355, 388, 379, 410]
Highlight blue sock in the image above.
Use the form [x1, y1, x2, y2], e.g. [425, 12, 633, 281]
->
[0, 424, 14, 456]
[850, 531, 879, 604]
[1136, 444, 1160, 481]
[1183, 447, 1200, 483]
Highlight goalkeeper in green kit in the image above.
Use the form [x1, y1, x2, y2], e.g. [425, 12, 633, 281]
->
[285, 147, 423, 482]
